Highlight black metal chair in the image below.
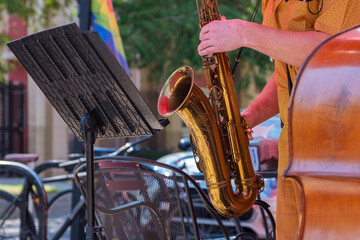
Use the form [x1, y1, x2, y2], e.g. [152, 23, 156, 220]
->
[73, 156, 268, 240]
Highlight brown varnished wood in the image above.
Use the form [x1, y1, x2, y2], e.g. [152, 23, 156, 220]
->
[285, 25, 360, 240]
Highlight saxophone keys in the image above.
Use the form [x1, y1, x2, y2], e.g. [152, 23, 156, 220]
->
[202, 55, 217, 69]
[209, 85, 222, 100]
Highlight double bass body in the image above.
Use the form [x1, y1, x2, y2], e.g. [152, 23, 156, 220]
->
[286, 24, 360, 239]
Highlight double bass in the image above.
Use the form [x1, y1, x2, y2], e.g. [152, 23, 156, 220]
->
[285, 24, 360, 239]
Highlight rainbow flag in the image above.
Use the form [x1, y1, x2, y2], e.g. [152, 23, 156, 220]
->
[91, 0, 130, 75]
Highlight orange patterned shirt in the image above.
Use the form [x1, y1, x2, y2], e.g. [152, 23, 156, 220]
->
[262, 0, 360, 173]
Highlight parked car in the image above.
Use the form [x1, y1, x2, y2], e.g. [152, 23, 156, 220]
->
[157, 115, 281, 239]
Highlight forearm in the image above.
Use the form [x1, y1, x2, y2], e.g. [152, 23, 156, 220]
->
[243, 22, 330, 67]
[198, 19, 330, 67]
[242, 72, 279, 129]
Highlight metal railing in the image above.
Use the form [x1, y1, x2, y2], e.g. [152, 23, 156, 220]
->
[0, 81, 25, 158]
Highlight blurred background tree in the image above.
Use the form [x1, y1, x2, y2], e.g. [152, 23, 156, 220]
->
[0, 0, 72, 82]
[113, 0, 274, 94]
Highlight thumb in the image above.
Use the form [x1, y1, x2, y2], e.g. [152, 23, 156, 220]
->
[220, 16, 227, 20]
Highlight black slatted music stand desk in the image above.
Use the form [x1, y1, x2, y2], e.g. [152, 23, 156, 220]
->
[7, 23, 169, 239]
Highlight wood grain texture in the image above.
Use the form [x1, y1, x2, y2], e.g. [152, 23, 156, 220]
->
[286, 25, 360, 239]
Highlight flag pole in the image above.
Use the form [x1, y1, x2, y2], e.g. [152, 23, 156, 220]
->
[80, 0, 91, 31]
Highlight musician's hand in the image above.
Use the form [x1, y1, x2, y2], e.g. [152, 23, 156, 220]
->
[198, 16, 246, 56]
[246, 129, 254, 141]
[241, 111, 254, 141]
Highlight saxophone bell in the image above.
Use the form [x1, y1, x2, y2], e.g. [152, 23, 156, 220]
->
[158, 66, 194, 117]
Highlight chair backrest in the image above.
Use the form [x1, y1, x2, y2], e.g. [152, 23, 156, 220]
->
[73, 156, 229, 240]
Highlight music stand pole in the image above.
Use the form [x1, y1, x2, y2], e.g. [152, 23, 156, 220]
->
[81, 110, 101, 239]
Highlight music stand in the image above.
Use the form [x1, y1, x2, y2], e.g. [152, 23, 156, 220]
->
[7, 23, 169, 239]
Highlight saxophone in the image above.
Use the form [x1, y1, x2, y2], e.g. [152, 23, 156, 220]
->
[157, 0, 264, 218]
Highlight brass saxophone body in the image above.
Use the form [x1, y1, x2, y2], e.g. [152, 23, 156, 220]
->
[157, 0, 263, 218]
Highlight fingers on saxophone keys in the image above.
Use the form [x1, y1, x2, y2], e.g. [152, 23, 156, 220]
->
[198, 37, 206, 55]
[198, 44, 214, 57]
[247, 132, 254, 141]
[199, 27, 210, 41]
